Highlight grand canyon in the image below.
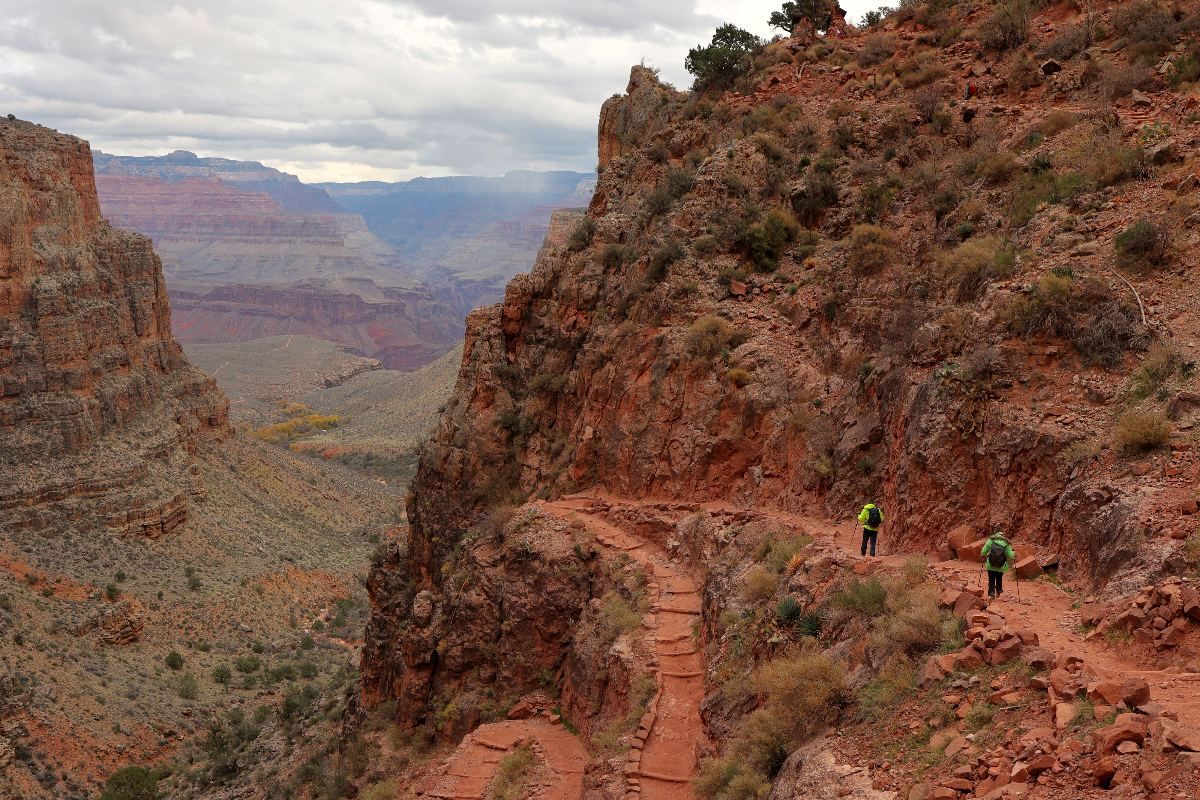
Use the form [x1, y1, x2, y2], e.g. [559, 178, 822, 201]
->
[4, 2, 1200, 800]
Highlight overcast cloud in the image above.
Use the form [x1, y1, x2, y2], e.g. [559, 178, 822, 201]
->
[0, 0, 876, 181]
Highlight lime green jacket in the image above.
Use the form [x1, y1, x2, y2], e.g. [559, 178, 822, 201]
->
[981, 535, 1015, 573]
[858, 504, 883, 531]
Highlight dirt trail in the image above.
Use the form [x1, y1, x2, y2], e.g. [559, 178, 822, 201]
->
[546, 498, 705, 800]
[416, 498, 705, 800]
[421, 720, 587, 800]
[710, 503, 1200, 733]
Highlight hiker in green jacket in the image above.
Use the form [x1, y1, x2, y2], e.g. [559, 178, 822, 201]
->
[981, 531, 1015, 599]
[857, 503, 883, 557]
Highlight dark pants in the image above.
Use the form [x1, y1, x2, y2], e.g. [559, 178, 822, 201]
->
[988, 570, 1004, 597]
[861, 528, 878, 557]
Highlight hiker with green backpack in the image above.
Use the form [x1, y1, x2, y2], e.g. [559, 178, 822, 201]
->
[981, 531, 1016, 599]
[857, 502, 883, 557]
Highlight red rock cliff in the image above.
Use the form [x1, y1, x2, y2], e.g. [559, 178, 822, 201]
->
[0, 118, 229, 537]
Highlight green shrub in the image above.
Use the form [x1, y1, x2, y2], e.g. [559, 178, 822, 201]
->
[976, 151, 1018, 184]
[100, 766, 159, 800]
[792, 168, 839, 225]
[601, 243, 636, 268]
[1129, 343, 1181, 399]
[530, 373, 567, 394]
[857, 656, 917, 721]
[165, 651, 184, 671]
[980, 0, 1034, 52]
[695, 757, 770, 800]
[104, 583, 120, 601]
[832, 578, 888, 616]
[1112, 0, 1178, 62]
[846, 224, 898, 275]
[1115, 410, 1171, 451]
[597, 592, 641, 642]
[566, 218, 596, 252]
[1115, 219, 1169, 270]
[741, 209, 799, 271]
[212, 665, 232, 686]
[858, 33, 896, 66]
[178, 672, 199, 699]
[235, 655, 261, 673]
[647, 239, 685, 282]
[769, 1, 832, 34]
[776, 596, 802, 627]
[685, 24, 761, 88]
[645, 168, 695, 217]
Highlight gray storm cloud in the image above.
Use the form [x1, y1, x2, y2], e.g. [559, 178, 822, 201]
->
[0, 0, 876, 180]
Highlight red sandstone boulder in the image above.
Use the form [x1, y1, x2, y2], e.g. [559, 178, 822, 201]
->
[1092, 717, 1147, 755]
[1012, 556, 1041, 579]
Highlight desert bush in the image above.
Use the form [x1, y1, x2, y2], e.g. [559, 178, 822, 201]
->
[896, 50, 949, 87]
[945, 237, 1016, 301]
[741, 209, 799, 271]
[492, 746, 536, 800]
[726, 367, 753, 387]
[1070, 130, 1147, 187]
[1129, 343, 1181, 399]
[1036, 110, 1080, 138]
[1007, 51, 1041, 91]
[832, 578, 888, 616]
[212, 665, 232, 686]
[976, 151, 1018, 184]
[1009, 273, 1075, 338]
[686, 315, 742, 358]
[856, 656, 917, 721]
[980, 0, 1035, 52]
[1099, 61, 1153, 98]
[869, 584, 943, 657]
[1038, 23, 1091, 61]
[1115, 218, 1169, 270]
[597, 592, 641, 642]
[695, 758, 771, 800]
[105, 583, 120, 600]
[178, 672, 200, 699]
[100, 766, 159, 800]
[1112, 0, 1178, 62]
[750, 652, 847, 736]
[234, 655, 261, 674]
[362, 781, 399, 800]
[742, 566, 780, 602]
[1115, 410, 1171, 451]
[529, 373, 567, 394]
[645, 168, 695, 218]
[165, 651, 184, 671]
[566, 218, 596, 252]
[686, 24, 761, 88]
[792, 168, 839, 225]
[859, 33, 896, 66]
[846, 224, 898, 275]
[601, 243, 636, 269]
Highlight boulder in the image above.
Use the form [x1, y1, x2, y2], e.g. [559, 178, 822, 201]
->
[1160, 719, 1200, 752]
[919, 655, 949, 687]
[1022, 646, 1055, 671]
[1120, 677, 1151, 708]
[955, 643, 987, 670]
[1093, 718, 1147, 755]
[1054, 702, 1076, 731]
[1012, 556, 1042, 580]
[729, 279, 748, 297]
[953, 590, 987, 618]
[956, 537, 989, 562]
[990, 636, 1023, 666]
[947, 525, 977, 554]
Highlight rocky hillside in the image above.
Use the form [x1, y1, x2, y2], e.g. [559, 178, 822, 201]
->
[94, 151, 462, 370]
[360, 2, 1200, 800]
[0, 121, 398, 800]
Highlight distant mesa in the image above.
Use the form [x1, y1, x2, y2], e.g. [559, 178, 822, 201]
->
[93, 151, 593, 369]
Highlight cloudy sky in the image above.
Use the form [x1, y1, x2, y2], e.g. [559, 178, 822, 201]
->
[0, 0, 877, 182]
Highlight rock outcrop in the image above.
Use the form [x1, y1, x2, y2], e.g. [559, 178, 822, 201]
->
[0, 118, 229, 537]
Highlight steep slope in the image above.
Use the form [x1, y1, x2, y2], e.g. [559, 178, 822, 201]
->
[362, 2, 1200, 800]
[93, 152, 462, 369]
[320, 171, 595, 311]
[0, 120, 397, 800]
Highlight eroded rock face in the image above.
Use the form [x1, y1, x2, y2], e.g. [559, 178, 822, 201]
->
[0, 118, 229, 537]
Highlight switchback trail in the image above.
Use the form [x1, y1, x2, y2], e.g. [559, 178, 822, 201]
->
[415, 498, 706, 800]
[546, 498, 705, 800]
